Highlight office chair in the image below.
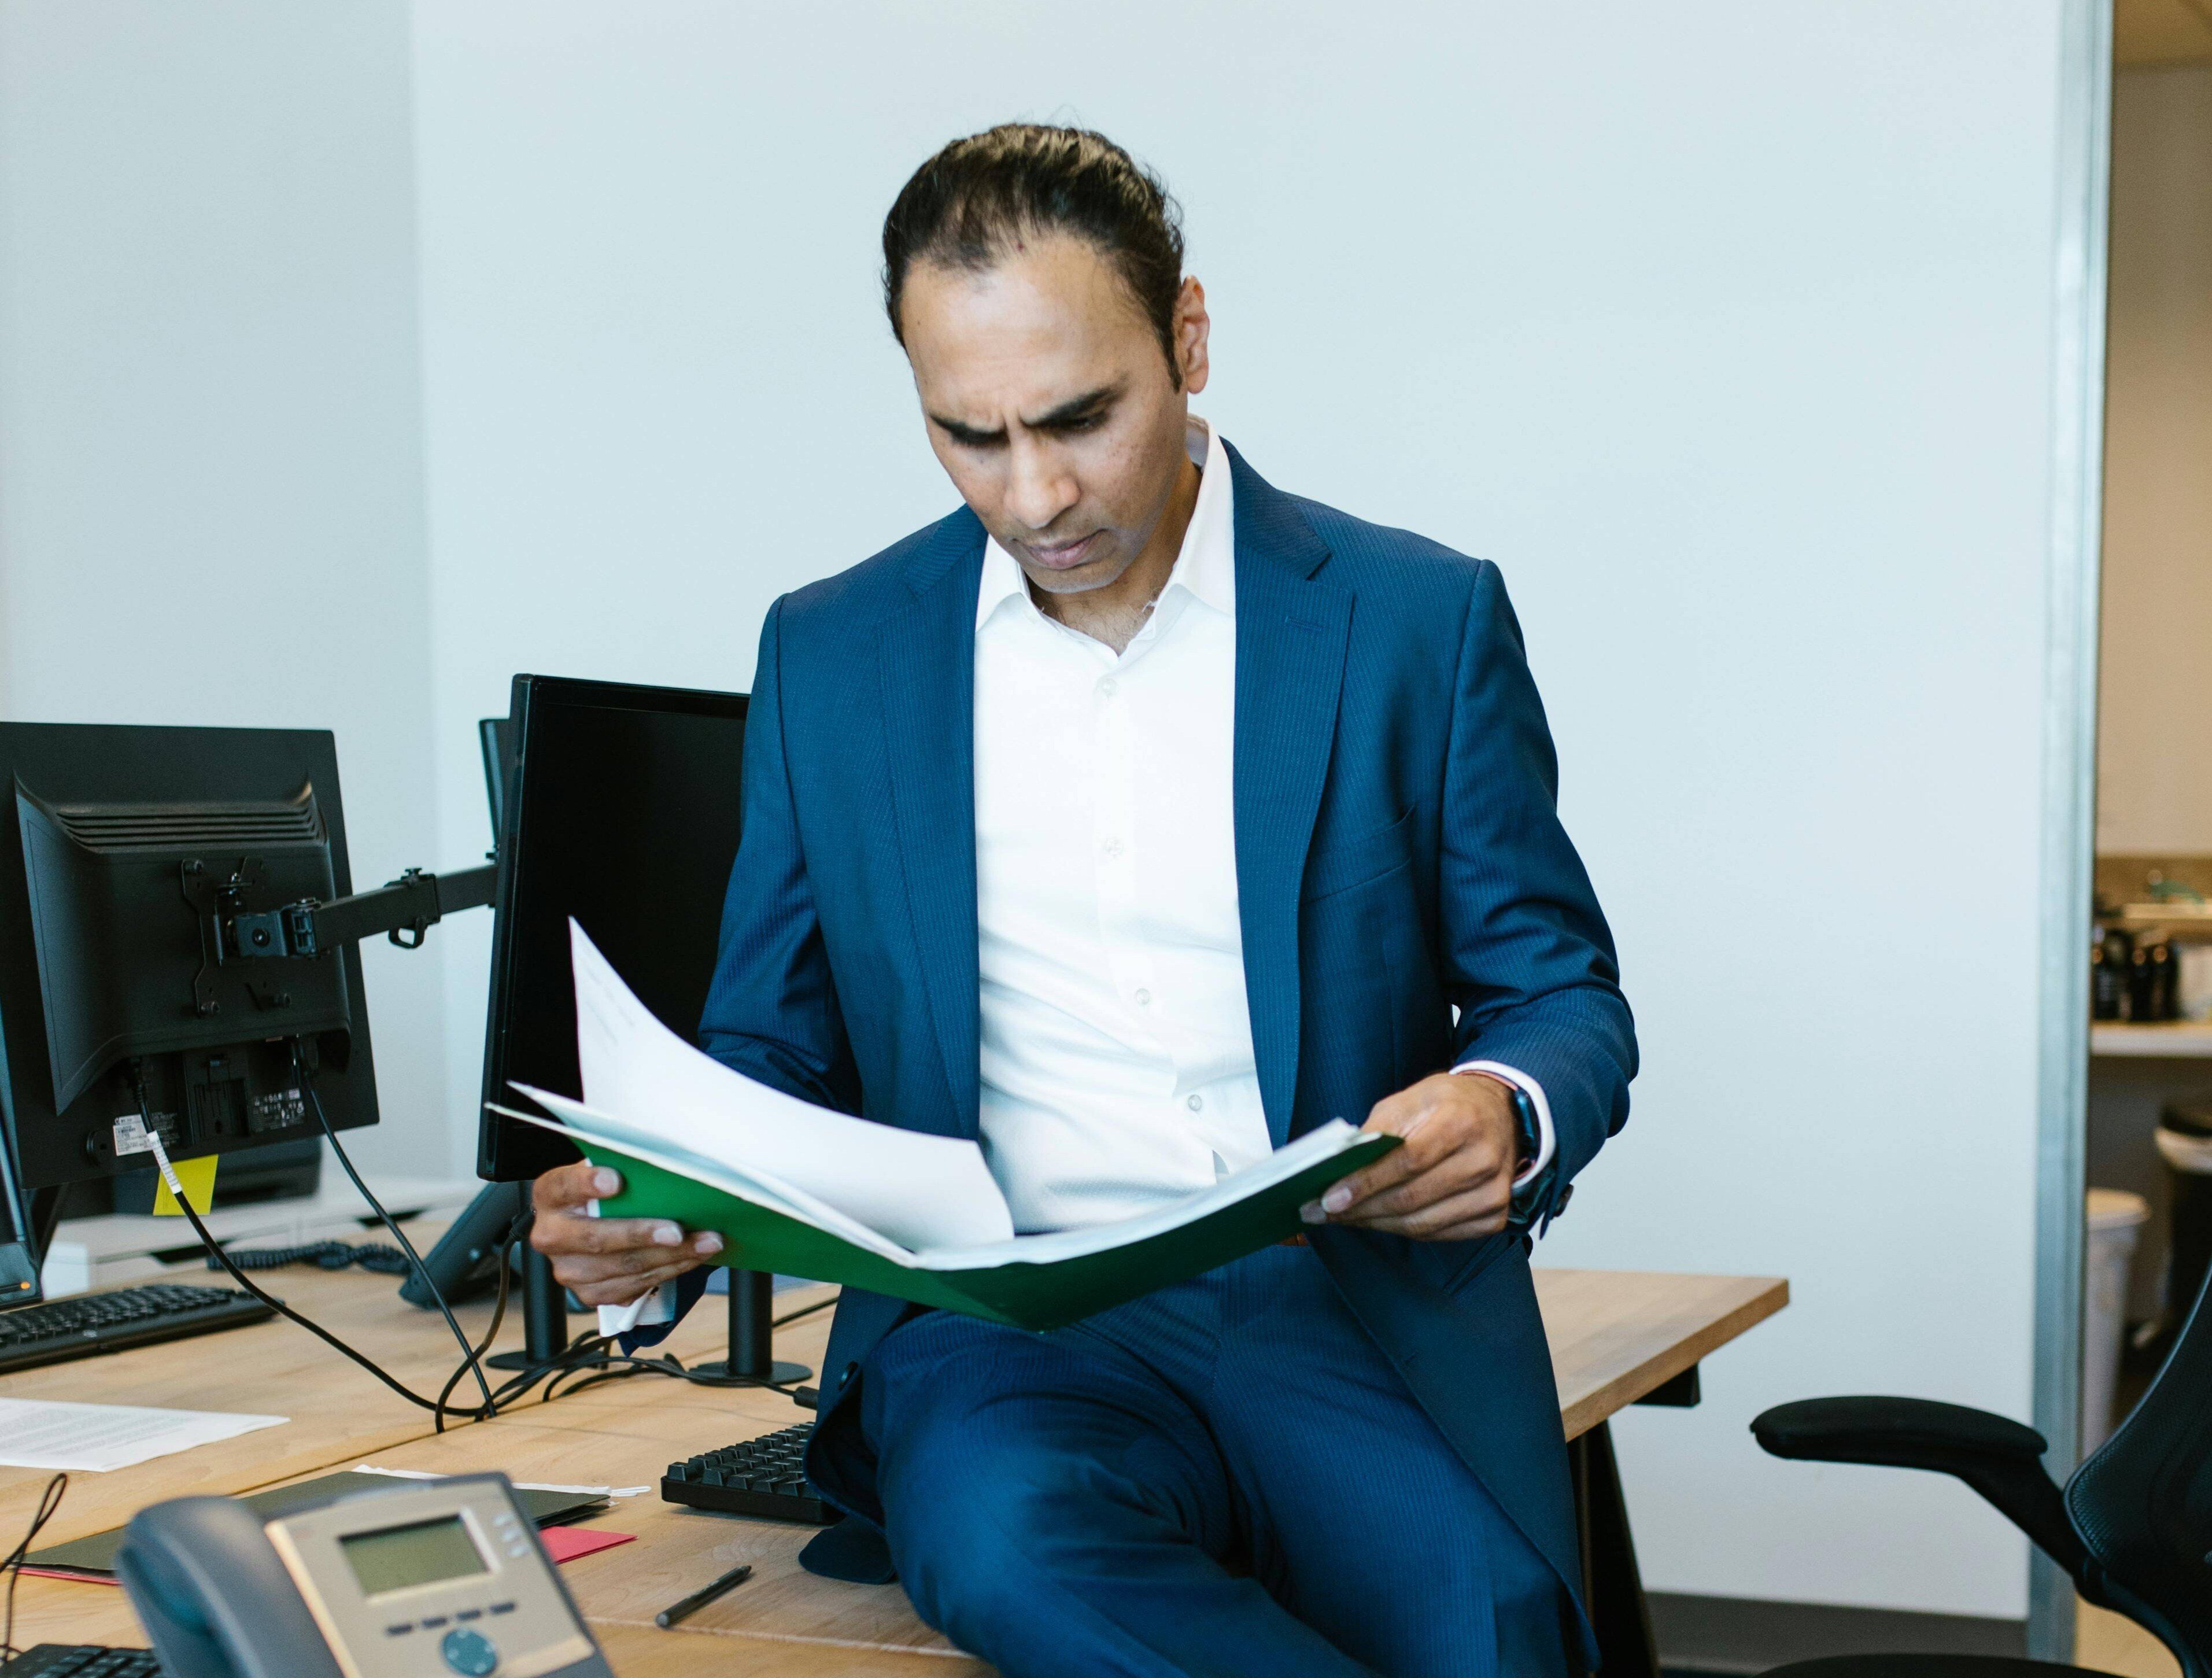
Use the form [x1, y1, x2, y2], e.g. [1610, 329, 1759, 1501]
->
[1748, 1263, 2210, 1678]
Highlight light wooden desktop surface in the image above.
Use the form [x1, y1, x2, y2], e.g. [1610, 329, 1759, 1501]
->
[3, 1253, 1785, 1674]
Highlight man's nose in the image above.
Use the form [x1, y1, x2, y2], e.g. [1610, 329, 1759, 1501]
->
[1005, 439, 1080, 532]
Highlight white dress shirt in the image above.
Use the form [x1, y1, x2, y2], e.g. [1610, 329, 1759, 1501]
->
[972, 416, 1551, 1233]
[973, 417, 1270, 1232]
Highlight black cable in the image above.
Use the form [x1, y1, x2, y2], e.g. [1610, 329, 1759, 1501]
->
[291, 1041, 496, 1419]
[1, 1472, 65, 1662]
[128, 1071, 484, 1424]
[470, 1324, 806, 1414]
[539, 1344, 803, 1404]
[127, 1057, 807, 1429]
[431, 1214, 525, 1430]
[773, 1294, 836, 1329]
[208, 1240, 411, 1275]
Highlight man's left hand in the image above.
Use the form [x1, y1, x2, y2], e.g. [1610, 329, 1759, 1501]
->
[1303, 1072, 1520, 1241]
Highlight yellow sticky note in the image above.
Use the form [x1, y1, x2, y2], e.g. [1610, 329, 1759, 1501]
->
[152, 1153, 219, 1216]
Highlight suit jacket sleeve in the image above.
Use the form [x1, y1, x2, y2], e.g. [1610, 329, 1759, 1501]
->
[697, 595, 863, 1113]
[1441, 562, 1637, 1204]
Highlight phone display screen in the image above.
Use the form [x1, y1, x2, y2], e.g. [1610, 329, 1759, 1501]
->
[339, 1515, 488, 1597]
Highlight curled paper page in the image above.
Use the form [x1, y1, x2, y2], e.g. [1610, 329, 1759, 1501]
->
[564, 921, 1015, 1251]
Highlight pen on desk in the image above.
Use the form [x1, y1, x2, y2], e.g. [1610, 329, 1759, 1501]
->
[655, 1561, 754, 1629]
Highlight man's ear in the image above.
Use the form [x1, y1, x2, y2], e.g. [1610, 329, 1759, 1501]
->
[1176, 276, 1210, 396]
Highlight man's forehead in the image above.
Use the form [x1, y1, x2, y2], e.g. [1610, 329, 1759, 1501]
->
[902, 239, 1155, 411]
[913, 347, 1125, 429]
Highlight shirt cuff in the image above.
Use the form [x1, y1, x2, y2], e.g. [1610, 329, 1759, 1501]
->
[584, 1197, 679, 1338]
[1450, 1060, 1555, 1187]
[597, 1281, 675, 1340]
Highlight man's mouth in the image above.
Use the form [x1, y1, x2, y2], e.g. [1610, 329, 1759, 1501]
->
[1021, 531, 1105, 571]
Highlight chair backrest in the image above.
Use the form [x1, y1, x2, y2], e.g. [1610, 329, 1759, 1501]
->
[2067, 1259, 2212, 1678]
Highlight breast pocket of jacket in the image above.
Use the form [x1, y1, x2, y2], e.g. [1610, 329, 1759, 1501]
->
[1300, 805, 1416, 903]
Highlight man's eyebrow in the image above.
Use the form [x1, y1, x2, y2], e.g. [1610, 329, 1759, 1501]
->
[929, 411, 1006, 445]
[1028, 383, 1123, 428]
[926, 382, 1125, 445]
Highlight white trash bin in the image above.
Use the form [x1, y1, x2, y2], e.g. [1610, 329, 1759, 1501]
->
[2083, 1187, 2150, 1454]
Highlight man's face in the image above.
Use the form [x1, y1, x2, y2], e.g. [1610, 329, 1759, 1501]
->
[899, 234, 1208, 597]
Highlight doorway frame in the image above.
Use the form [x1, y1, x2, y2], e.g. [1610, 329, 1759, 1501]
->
[2030, 0, 2113, 1661]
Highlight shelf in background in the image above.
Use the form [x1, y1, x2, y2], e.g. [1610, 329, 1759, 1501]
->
[2091, 1022, 2212, 1058]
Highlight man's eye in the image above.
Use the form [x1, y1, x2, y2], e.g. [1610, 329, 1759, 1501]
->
[1055, 412, 1106, 434]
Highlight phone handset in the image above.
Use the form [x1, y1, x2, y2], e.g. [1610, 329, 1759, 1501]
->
[116, 1495, 346, 1678]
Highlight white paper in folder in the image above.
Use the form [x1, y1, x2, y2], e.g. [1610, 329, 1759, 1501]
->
[564, 920, 1013, 1251]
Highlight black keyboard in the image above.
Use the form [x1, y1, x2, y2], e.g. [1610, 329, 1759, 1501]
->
[662, 1422, 835, 1524]
[0, 1284, 275, 1375]
[2, 1647, 162, 1676]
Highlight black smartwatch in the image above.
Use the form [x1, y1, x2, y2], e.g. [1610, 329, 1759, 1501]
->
[1500, 1083, 1556, 1232]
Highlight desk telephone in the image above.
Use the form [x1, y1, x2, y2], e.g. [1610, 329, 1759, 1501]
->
[115, 1473, 614, 1678]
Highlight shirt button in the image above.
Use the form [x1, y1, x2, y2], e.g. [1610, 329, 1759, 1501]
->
[1187, 1094, 1205, 1112]
[1099, 677, 1118, 698]
[1134, 989, 1153, 1008]
[1102, 838, 1124, 858]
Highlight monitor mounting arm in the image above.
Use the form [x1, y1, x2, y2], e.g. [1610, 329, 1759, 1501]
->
[206, 861, 498, 963]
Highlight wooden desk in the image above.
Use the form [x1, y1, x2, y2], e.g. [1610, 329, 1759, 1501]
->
[0, 1255, 525, 1551]
[5, 1264, 1786, 1675]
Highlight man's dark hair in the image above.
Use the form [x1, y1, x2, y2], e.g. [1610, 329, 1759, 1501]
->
[882, 124, 1187, 385]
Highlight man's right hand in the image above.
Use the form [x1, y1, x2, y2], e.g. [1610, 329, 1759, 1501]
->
[529, 1161, 725, 1307]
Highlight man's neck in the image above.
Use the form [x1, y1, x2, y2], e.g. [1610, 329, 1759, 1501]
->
[1033, 453, 1202, 656]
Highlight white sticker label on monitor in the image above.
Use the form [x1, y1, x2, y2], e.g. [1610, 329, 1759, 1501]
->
[113, 1113, 153, 1157]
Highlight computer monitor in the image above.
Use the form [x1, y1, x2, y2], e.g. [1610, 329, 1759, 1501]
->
[478, 676, 749, 1183]
[0, 1098, 36, 1309]
[479, 715, 516, 838]
[0, 725, 379, 1230]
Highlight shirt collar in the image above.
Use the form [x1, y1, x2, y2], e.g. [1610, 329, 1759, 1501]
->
[976, 416, 1235, 633]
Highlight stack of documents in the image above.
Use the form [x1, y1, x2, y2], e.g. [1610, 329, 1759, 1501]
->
[490, 924, 1394, 1333]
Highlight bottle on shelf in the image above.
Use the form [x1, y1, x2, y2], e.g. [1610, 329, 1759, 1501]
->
[2092, 923, 2125, 1021]
[2129, 942, 2158, 1023]
[2149, 939, 2180, 1021]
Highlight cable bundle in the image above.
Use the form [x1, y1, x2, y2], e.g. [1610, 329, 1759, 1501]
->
[207, 1241, 413, 1276]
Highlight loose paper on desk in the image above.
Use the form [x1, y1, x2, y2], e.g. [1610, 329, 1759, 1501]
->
[0, 1397, 286, 1472]
[566, 920, 1014, 1250]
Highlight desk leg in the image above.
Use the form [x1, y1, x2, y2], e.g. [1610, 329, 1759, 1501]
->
[1570, 1421, 1659, 1678]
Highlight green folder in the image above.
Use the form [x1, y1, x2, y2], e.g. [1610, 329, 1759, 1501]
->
[497, 1103, 1396, 1334]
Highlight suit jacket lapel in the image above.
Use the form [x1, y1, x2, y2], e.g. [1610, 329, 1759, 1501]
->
[1227, 445, 1351, 1145]
[877, 510, 987, 1139]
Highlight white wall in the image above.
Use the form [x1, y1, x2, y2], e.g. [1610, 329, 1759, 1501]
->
[0, 0, 446, 1178]
[2096, 65, 2212, 854]
[410, 1, 2066, 1618]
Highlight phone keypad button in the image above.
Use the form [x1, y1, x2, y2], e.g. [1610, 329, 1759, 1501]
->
[386, 1623, 415, 1636]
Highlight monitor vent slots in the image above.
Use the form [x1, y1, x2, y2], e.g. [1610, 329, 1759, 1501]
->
[27, 784, 325, 852]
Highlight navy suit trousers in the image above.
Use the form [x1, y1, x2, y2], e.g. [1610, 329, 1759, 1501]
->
[858, 1245, 1571, 1678]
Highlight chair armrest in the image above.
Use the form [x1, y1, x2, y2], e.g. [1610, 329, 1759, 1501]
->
[1752, 1397, 2085, 1574]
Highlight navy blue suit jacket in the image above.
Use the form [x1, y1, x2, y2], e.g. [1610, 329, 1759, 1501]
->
[695, 443, 1636, 1633]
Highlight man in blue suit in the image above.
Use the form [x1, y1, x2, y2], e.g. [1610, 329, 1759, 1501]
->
[531, 125, 1635, 1677]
